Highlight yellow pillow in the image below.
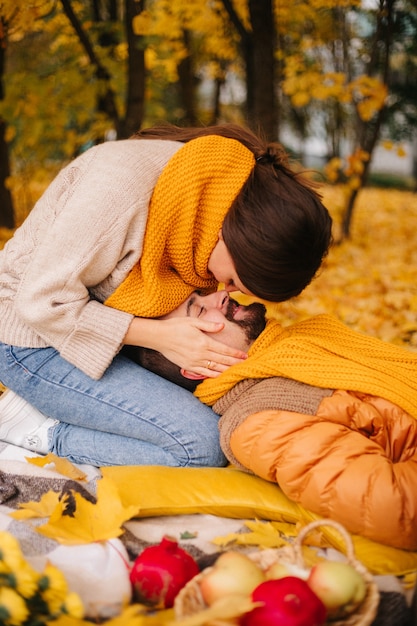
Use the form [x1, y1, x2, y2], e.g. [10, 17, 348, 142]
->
[102, 465, 417, 577]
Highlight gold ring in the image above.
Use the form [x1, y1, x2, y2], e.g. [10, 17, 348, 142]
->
[207, 360, 213, 370]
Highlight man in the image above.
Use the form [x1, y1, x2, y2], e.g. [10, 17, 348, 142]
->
[126, 301, 417, 550]
[123, 290, 267, 391]
[0, 290, 267, 464]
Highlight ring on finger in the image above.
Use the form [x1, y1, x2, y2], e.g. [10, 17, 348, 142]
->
[207, 360, 214, 370]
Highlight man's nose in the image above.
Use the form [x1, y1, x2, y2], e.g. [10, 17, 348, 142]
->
[215, 290, 229, 312]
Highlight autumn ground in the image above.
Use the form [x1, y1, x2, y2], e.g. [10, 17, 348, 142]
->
[1, 185, 417, 352]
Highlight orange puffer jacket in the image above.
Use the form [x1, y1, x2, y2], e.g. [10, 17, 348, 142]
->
[215, 377, 417, 551]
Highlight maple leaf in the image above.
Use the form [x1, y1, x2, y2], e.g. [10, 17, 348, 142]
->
[9, 490, 61, 520]
[27, 453, 88, 481]
[36, 475, 138, 545]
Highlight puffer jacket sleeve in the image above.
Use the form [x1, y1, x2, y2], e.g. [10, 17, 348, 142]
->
[228, 389, 417, 551]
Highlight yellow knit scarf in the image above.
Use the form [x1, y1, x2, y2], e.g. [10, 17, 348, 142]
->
[195, 314, 417, 418]
[105, 136, 255, 317]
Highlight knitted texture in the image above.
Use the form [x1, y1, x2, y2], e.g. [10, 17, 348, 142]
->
[105, 135, 255, 317]
[195, 314, 417, 418]
[215, 377, 333, 471]
[213, 377, 333, 416]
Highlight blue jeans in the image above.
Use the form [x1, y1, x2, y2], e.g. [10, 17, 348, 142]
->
[0, 343, 226, 467]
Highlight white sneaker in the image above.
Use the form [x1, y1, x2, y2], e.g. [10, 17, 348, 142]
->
[0, 389, 58, 454]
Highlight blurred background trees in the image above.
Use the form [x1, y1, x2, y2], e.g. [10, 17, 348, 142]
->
[0, 0, 416, 236]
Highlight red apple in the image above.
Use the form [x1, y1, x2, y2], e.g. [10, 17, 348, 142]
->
[241, 577, 327, 626]
[200, 551, 266, 606]
[307, 561, 366, 617]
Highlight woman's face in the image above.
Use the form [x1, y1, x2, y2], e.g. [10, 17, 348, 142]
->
[208, 233, 255, 296]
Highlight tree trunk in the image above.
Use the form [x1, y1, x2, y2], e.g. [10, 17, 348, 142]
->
[341, 0, 395, 239]
[220, 0, 252, 123]
[341, 113, 385, 239]
[221, 0, 276, 140]
[0, 118, 14, 229]
[119, 0, 146, 137]
[247, 0, 276, 140]
[176, 29, 199, 126]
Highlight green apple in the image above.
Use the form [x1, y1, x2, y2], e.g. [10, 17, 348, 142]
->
[264, 562, 291, 580]
[307, 560, 366, 617]
[200, 551, 266, 606]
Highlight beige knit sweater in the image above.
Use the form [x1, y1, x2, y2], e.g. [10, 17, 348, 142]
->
[0, 139, 181, 379]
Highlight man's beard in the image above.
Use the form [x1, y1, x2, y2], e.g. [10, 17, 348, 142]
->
[226, 299, 267, 342]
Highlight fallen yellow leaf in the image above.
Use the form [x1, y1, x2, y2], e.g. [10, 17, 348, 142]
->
[36, 475, 138, 545]
[168, 594, 259, 626]
[27, 453, 88, 481]
[9, 490, 61, 520]
[212, 520, 289, 549]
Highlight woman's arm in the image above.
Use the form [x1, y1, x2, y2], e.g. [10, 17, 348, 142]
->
[124, 316, 248, 377]
[13, 140, 177, 379]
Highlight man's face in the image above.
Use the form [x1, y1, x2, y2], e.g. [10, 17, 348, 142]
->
[162, 290, 267, 352]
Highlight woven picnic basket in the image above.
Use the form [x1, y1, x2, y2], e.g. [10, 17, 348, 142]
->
[174, 519, 380, 626]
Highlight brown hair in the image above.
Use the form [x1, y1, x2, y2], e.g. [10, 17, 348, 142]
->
[133, 124, 332, 302]
[122, 345, 199, 392]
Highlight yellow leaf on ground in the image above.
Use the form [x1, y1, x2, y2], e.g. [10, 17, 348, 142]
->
[212, 520, 289, 549]
[27, 453, 88, 481]
[9, 490, 61, 520]
[168, 594, 259, 626]
[36, 476, 138, 545]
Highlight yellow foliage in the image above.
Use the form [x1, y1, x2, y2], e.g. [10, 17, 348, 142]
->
[167, 595, 259, 626]
[130, 0, 243, 81]
[36, 476, 138, 545]
[132, 10, 153, 35]
[212, 520, 290, 549]
[10, 491, 61, 521]
[347, 175, 361, 190]
[324, 157, 343, 183]
[27, 452, 88, 481]
[350, 76, 388, 121]
[291, 91, 311, 107]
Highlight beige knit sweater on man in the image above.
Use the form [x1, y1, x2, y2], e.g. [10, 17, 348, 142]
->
[0, 139, 180, 379]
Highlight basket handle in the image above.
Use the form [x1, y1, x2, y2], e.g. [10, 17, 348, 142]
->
[292, 519, 357, 566]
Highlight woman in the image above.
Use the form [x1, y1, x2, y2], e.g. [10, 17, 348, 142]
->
[0, 123, 332, 467]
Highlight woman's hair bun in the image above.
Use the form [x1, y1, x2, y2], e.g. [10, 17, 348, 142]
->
[256, 143, 289, 167]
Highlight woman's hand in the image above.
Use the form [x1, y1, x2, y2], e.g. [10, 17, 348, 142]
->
[124, 317, 247, 378]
